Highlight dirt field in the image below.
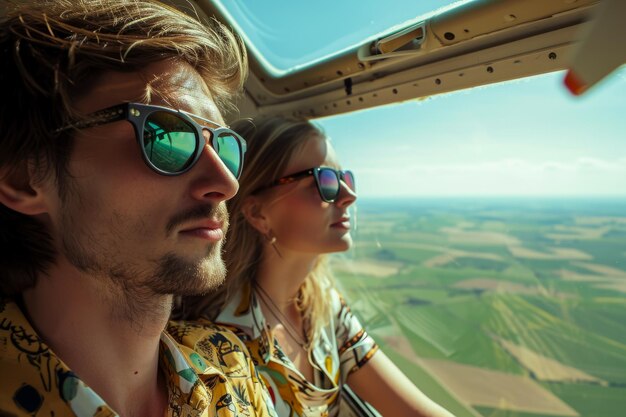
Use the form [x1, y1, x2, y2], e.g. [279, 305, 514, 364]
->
[574, 216, 626, 225]
[331, 258, 402, 277]
[422, 249, 504, 268]
[380, 331, 579, 417]
[452, 278, 572, 299]
[440, 227, 521, 246]
[594, 281, 626, 294]
[423, 253, 458, 268]
[508, 246, 592, 260]
[355, 240, 505, 269]
[546, 225, 610, 240]
[572, 262, 626, 277]
[557, 269, 603, 282]
[557, 268, 626, 294]
[496, 338, 607, 384]
[417, 358, 579, 416]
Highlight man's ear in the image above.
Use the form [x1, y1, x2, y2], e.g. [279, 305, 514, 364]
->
[0, 163, 50, 216]
[240, 196, 270, 235]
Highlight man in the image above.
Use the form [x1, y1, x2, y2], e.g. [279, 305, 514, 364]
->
[0, 1, 275, 416]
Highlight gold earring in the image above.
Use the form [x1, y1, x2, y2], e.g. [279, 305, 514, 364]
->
[264, 230, 282, 258]
[264, 231, 275, 243]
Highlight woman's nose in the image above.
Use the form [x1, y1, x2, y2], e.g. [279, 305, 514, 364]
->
[335, 179, 357, 208]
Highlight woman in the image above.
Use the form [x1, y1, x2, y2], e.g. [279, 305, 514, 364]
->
[182, 117, 454, 417]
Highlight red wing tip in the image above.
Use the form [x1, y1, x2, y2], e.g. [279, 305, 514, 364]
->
[564, 70, 587, 96]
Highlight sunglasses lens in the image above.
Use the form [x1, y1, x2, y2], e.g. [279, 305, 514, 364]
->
[343, 171, 356, 192]
[143, 112, 196, 173]
[318, 168, 340, 201]
[215, 131, 242, 178]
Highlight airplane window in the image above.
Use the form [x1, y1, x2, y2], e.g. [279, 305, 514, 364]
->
[317, 70, 626, 417]
[212, 0, 473, 74]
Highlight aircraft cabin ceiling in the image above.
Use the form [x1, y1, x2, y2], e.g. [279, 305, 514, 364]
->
[183, 0, 602, 120]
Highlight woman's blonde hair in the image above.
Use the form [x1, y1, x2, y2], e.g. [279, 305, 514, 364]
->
[182, 116, 337, 344]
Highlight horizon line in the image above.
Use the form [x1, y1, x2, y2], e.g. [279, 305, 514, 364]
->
[357, 195, 626, 199]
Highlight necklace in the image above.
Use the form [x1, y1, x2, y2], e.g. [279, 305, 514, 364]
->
[255, 284, 310, 351]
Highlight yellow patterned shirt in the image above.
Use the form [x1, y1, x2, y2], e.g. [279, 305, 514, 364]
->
[0, 298, 277, 417]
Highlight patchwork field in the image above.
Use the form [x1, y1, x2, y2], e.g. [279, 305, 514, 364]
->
[417, 358, 579, 416]
[330, 258, 403, 277]
[334, 198, 626, 417]
[495, 338, 606, 385]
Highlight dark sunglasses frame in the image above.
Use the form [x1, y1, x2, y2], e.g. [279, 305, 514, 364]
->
[55, 102, 247, 178]
[269, 166, 356, 203]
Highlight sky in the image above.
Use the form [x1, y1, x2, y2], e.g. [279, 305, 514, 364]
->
[318, 70, 626, 197]
[215, 0, 469, 75]
[217, 0, 626, 197]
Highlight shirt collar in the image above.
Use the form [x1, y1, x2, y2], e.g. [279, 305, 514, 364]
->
[216, 285, 343, 387]
[159, 331, 220, 416]
[215, 283, 275, 363]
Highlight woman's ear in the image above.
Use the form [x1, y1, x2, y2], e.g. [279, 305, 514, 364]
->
[0, 163, 50, 216]
[241, 196, 270, 235]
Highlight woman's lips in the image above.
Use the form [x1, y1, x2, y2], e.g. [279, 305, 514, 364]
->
[330, 217, 351, 229]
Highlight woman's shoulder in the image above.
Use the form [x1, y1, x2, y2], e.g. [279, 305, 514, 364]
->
[327, 286, 351, 315]
[214, 285, 267, 341]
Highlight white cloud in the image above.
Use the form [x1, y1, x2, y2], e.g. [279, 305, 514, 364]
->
[576, 157, 623, 171]
[359, 157, 626, 176]
[353, 157, 626, 196]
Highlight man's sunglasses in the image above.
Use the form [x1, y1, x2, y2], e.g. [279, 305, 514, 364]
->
[56, 102, 246, 178]
[269, 166, 356, 203]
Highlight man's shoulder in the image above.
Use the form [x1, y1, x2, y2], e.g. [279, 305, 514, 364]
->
[166, 319, 278, 417]
[0, 298, 48, 368]
[166, 319, 252, 376]
[167, 318, 245, 347]
[0, 299, 101, 417]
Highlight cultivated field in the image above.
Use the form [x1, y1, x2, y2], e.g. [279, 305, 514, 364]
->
[334, 198, 626, 417]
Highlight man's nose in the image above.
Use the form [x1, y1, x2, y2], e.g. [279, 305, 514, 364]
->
[188, 129, 240, 202]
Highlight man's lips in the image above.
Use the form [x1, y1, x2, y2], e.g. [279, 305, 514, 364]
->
[179, 220, 225, 241]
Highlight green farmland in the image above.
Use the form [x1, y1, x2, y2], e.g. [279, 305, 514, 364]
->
[334, 198, 626, 417]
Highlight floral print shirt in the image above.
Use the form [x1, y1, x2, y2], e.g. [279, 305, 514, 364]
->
[212, 284, 379, 417]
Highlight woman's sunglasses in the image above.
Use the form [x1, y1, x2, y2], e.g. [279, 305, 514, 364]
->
[269, 166, 356, 203]
[56, 102, 246, 178]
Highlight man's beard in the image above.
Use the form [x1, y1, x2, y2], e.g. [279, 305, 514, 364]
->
[59, 190, 229, 326]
